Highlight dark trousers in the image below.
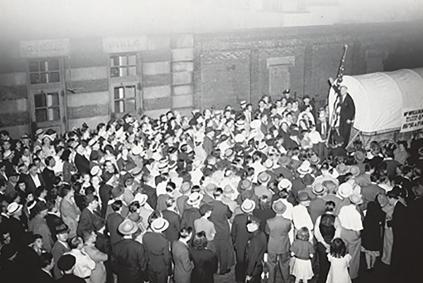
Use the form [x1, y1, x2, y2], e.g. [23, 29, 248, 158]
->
[267, 252, 290, 283]
[339, 122, 352, 147]
[148, 269, 168, 283]
[214, 237, 234, 274]
[234, 248, 247, 282]
[315, 243, 330, 283]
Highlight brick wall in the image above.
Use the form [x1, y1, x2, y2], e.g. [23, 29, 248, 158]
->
[194, 22, 423, 109]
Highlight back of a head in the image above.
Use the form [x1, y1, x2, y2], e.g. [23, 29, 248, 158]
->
[330, 238, 347, 258]
[192, 231, 207, 249]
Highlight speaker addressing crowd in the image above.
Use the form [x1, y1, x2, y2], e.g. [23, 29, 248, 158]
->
[0, 89, 423, 283]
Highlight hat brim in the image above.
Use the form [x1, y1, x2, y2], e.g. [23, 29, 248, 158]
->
[118, 223, 139, 235]
[151, 221, 169, 233]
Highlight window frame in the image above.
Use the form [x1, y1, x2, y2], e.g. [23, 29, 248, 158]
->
[108, 52, 142, 117]
[27, 56, 66, 133]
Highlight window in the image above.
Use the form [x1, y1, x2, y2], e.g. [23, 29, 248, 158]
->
[113, 85, 136, 113]
[34, 91, 61, 122]
[29, 59, 60, 84]
[110, 54, 137, 77]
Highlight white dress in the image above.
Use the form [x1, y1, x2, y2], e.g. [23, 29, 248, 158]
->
[326, 254, 352, 283]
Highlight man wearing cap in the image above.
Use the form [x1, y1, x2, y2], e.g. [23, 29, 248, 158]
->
[265, 199, 292, 283]
[56, 254, 85, 283]
[112, 219, 147, 283]
[209, 188, 234, 274]
[308, 182, 328, 224]
[254, 172, 273, 200]
[231, 199, 257, 283]
[5, 202, 25, 246]
[181, 192, 202, 229]
[142, 217, 171, 283]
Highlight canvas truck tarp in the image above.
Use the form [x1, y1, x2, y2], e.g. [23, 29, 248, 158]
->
[328, 68, 423, 135]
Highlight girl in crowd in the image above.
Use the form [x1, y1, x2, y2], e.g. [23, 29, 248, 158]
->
[290, 227, 315, 283]
[326, 238, 352, 283]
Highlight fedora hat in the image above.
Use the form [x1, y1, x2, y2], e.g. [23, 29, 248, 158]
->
[312, 182, 327, 196]
[297, 160, 312, 175]
[187, 192, 203, 205]
[241, 199, 256, 213]
[337, 182, 353, 199]
[257, 172, 271, 184]
[272, 199, 287, 214]
[278, 178, 292, 191]
[7, 202, 22, 215]
[151, 218, 169, 233]
[133, 193, 148, 206]
[118, 219, 139, 235]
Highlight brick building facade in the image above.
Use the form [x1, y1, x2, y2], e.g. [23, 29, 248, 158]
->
[0, 21, 422, 137]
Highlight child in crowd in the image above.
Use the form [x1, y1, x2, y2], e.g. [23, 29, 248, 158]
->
[326, 238, 352, 283]
[290, 227, 315, 283]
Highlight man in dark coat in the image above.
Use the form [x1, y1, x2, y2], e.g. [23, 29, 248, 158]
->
[23, 163, 46, 194]
[231, 199, 256, 283]
[142, 218, 171, 283]
[338, 86, 355, 147]
[190, 231, 218, 283]
[76, 195, 105, 237]
[74, 145, 90, 175]
[105, 200, 124, 247]
[209, 188, 234, 274]
[387, 188, 407, 283]
[35, 252, 55, 283]
[41, 156, 57, 190]
[406, 179, 423, 283]
[112, 219, 147, 283]
[161, 199, 181, 243]
[56, 254, 85, 283]
[245, 220, 267, 283]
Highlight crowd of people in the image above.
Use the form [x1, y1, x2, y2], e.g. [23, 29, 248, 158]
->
[0, 89, 422, 283]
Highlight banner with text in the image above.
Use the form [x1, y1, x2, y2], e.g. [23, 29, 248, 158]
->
[401, 107, 423, 132]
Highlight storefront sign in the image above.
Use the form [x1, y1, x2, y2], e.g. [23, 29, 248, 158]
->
[103, 37, 147, 53]
[20, 39, 70, 58]
[400, 107, 423, 132]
